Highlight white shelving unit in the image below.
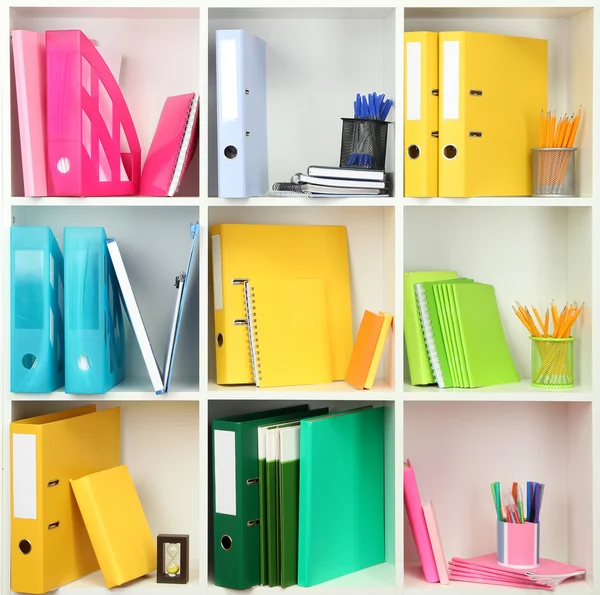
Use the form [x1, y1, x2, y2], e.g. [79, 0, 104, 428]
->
[0, 1, 597, 595]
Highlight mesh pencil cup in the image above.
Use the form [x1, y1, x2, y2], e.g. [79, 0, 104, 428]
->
[531, 337, 574, 389]
[497, 521, 540, 569]
[339, 118, 388, 170]
[532, 148, 576, 197]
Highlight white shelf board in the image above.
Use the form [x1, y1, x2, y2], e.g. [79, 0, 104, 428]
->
[208, 562, 395, 593]
[208, 379, 394, 400]
[11, 196, 201, 207]
[403, 197, 593, 208]
[403, 380, 592, 402]
[205, 196, 395, 207]
[11, 378, 200, 402]
[404, 564, 591, 594]
[60, 561, 199, 593]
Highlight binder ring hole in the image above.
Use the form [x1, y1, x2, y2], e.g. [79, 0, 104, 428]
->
[217, 333, 224, 348]
[22, 353, 37, 370]
[407, 145, 421, 160]
[224, 145, 238, 160]
[443, 145, 458, 160]
[57, 157, 70, 174]
[77, 354, 92, 371]
[221, 535, 232, 550]
[19, 540, 32, 555]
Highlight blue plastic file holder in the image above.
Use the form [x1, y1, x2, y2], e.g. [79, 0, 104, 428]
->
[11, 226, 65, 393]
[64, 227, 125, 394]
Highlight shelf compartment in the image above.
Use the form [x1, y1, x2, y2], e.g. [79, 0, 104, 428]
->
[404, 401, 592, 588]
[207, 206, 396, 390]
[9, 6, 200, 198]
[207, 8, 396, 197]
[403, 197, 594, 208]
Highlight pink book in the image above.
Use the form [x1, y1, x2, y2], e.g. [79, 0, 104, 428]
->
[422, 500, 449, 584]
[12, 30, 47, 196]
[140, 93, 199, 196]
[449, 571, 553, 590]
[404, 460, 439, 582]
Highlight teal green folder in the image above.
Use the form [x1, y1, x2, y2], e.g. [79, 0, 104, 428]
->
[212, 405, 308, 590]
[265, 426, 280, 586]
[298, 407, 385, 586]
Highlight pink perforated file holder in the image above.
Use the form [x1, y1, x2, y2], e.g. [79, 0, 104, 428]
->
[497, 521, 540, 569]
[46, 30, 141, 196]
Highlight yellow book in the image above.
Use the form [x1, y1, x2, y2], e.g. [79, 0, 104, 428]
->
[244, 278, 333, 388]
[438, 32, 547, 197]
[70, 465, 156, 588]
[404, 31, 439, 197]
[364, 312, 393, 390]
[211, 224, 352, 384]
[10, 405, 120, 594]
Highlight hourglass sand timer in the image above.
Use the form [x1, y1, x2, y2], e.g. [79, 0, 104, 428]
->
[157, 534, 189, 584]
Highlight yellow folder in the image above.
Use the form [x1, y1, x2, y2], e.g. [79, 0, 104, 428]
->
[71, 465, 157, 588]
[245, 278, 333, 388]
[364, 311, 393, 390]
[438, 32, 547, 197]
[10, 405, 120, 594]
[404, 32, 439, 197]
[211, 224, 353, 385]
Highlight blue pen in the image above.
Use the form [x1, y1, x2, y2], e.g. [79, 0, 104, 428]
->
[381, 99, 393, 121]
[534, 484, 542, 522]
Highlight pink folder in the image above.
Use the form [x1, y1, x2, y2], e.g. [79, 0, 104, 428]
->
[140, 93, 199, 196]
[12, 30, 47, 197]
[423, 501, 449, 584]
[404, 460, 439, 582]
[449, 571, 553, 590]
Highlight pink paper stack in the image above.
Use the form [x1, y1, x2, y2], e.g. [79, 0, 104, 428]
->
[449, 554, 585, 590]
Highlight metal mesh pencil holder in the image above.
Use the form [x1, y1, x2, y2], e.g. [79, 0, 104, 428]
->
[339, 118, 388, 170]
[531, 337, 574, 388]
[532, 148, 576, 197]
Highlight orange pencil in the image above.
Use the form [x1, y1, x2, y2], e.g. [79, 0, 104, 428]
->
[543, 309, 549, 337]
[553, 306, 568, 338]
[562, 114, 574, 148]
[551, 301, 559, 329]
[555, 114, 568, 148]
[567, 109, 581, 148]
[532, 305, 545, 333]
[513, 306, 535, 335]
[558, 305, 574, 338]
[539, 109, 547, 148]
[545, 111, 553, 148]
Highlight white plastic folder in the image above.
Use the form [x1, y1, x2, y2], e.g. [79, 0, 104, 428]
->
[216, 30, 268, 197]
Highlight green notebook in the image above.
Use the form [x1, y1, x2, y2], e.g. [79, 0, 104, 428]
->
[298, 407, 385, 587]
[404, 271, 458, 385]
[415, 278, 473, 387]
[278, 425, 301, 588]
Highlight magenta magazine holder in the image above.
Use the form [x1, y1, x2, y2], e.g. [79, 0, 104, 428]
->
[46, 30, 141, 196]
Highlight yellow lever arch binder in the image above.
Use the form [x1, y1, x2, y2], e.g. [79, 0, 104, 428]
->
[10, 405, 120, 594]
[404, 31, 439, 197]
[438, 32, 547, 197]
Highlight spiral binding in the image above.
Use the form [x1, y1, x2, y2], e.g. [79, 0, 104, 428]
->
[167, 93, 200, 197]
[414, 284, 446, 387]
[243, 281, 262, 385]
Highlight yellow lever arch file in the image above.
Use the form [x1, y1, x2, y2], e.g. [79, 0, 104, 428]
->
[404, 31, 439, 197]
[211, 224, 353, 385]
[438, 32, 547, 197]
[71, 465, 157, 588]
[10, 405, 120, 594]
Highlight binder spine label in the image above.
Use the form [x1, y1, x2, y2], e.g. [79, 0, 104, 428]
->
[406, 41, 422, 121]
[415, 285, 445, 388]
[12, 433, 37, 519]
[442, 41, 460, 120]
[214, 430, 237, 515]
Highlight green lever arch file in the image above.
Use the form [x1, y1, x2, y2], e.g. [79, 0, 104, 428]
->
[212, 405, 308, 590]
[298, 407, 385, 586]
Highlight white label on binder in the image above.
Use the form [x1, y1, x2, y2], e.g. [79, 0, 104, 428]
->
[214, 429, 236, 515]
[443, 41, 460, 120]
[211, 234, 223, 311]
[219, 38, 239, 122]
[406, 42, 421, 121]
[13, 434, 37, 519]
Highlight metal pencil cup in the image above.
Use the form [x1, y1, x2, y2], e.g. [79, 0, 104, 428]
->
[531, 337, 574, 388]
[532, 148, 576, 197]
[339, 118, 388, 170]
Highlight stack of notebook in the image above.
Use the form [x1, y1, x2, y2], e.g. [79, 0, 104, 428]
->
[211, 224, 355, 388]
[271, 165, 388, 197]
[212, 405, 385, 590]
[404, 272, 520, 388]
[448, 554, 585, 589]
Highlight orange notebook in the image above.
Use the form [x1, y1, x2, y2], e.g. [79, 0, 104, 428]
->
[345, 310, 385, 389]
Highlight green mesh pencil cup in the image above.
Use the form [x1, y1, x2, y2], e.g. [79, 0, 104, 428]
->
[531, 337, 574, 389]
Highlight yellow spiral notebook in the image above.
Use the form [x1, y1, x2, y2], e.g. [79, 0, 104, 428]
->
[244, 278, 333, 388]
[70, 465, 156, 588]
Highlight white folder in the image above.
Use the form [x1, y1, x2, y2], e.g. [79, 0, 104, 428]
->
[216, 29, 268, 198]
